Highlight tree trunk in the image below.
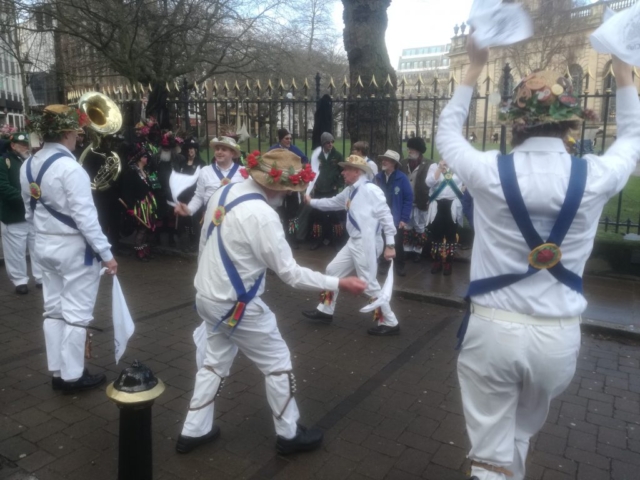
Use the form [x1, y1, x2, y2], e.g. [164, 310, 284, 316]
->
[342, 0, 399, 158]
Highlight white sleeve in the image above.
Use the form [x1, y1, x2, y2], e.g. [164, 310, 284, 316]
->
[369, 185, 397, 244]
[587, 86, 640, 198]
[19, 164, 34, 224]
[436, 85, 499, 188]
[187, 171, 206, 214]
[310, 188, 349, 211]
[252, 213, 340, 291]
[64, 166, 113, 261]
[426, 163, 439, 188]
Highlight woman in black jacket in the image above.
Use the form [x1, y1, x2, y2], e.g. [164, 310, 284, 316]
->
[120, 145, 158, 261]
[175, 138, 205, 251]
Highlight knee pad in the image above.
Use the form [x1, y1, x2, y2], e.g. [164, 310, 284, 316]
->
[266, 370, 297, 419]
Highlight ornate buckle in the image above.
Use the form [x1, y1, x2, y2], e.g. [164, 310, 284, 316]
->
[29, 182, 41, 200]
[528, 243, 562, 269]
[221, 178, 230, 186]
[212, 206, 226, 226]
[444, 172, 453, 180]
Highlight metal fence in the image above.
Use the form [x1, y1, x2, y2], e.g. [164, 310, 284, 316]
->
[99, 65, 639, 235]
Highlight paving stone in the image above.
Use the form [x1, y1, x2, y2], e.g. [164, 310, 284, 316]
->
[430, 444, 466, 470]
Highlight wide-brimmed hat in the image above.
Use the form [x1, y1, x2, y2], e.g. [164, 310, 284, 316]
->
[9, 132, 29, 145]
[377, 150, 401, 164]
[184, 137, 199, 150]
[210, 136, 241, 156]
[339, 154, 373, 176]
[244, 148, 316, 192]
[501, 70, 597, 129]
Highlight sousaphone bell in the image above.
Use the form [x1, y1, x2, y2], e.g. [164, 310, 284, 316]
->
[77, 92, 123, 191]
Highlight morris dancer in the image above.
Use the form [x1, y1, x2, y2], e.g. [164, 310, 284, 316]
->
[20, 105, 117, 393]
[177, 149, 365, 454]
[436, 39, 640, 480]
[426, 159, 464, 276]
[302, 155, 400, 336]
[174, 137, 245, 219]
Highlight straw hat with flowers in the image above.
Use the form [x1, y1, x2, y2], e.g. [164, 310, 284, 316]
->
[242, 148, 316, 192]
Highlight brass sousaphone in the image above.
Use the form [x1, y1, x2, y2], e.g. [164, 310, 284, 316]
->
[77, 92, 123, 191]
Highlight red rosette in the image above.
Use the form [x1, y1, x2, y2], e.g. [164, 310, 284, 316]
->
[289, 174, 301, 185]
[559, 95, 578, 107]
[269, 167, 282, 183]
[240, 168, 249, 179]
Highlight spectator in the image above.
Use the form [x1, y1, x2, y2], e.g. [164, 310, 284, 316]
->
[375, 150, 413, 277]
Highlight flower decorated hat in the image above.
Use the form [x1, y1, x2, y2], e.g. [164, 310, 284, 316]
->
[243, 148, 316, 192]
[339, 154, 373, 176]
[501, 70, 597, 129]
[26, 105, 90, 137]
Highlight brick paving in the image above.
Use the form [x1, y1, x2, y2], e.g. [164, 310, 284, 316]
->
[0, 252, 639, 479]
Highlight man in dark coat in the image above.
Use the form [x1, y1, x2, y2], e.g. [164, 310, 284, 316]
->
[0, 133, 41, 293]
[400, 137, 432, 261]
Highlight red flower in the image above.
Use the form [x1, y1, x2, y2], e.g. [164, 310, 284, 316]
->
[252, 150, 261, 157]
[300, 165, 315, 183]
[269, 167, 282, 183]
[246, 154, 259, 169]
[240, 168, 249, 179]
[536, 249, 554, 264]
[77, 110, 90, 127]
[289, 174, 300, 185]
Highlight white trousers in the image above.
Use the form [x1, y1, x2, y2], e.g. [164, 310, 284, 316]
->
[317, 238, 398, 327]
[457, 313, 581, 480]
[405, 207, 428, 253]
[182, 294, 300, 439]
[36, 234, 102, 381]
[1, 222, 42, 286]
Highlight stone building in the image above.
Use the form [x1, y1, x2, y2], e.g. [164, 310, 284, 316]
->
[447, 0, 640, 142]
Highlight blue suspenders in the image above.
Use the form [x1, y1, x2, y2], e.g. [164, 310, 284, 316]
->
[26, 153, 102, 266]
[347, 186, 361, 232]
[456, 153, 587, 349]
[429, 175, 464, 202]
[212, 162, 239, 185]
[205, 183, 266, 332]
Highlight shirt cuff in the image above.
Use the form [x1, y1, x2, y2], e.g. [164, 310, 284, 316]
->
[310, 199, 318, 208]
[385, 235, 395, 245]
[99, 249, 114, 262]
[324, 276, 340, 292]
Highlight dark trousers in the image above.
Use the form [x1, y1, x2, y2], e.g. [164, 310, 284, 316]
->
[429, 199, 458, 262]
[381, 229, 405, 272]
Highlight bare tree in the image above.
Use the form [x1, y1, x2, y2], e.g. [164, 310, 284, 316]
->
[342, 0, 399, 156]
[506, 0, 586, 78]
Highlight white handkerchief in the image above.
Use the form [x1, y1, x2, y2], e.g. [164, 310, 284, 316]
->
[112, 276, 135, 364]
[591, 2, 640, 67]
[360, 260, 394, 313]
[468, 2, 533, 49]
[193, 321, 207, 370]
[169, 167, 201, 205]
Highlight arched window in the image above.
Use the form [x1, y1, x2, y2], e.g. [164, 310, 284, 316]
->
[602, 61, 617, 120]
[569, 64, 583, 96]
[499, 70, 514, 100]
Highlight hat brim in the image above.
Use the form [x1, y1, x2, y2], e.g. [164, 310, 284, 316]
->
[248, 170, 308, 193]
[376, 155, 400, 164]
[210, 141, 240, 156]
[106, 379, 166, 404]
[338, 162, 372, 176]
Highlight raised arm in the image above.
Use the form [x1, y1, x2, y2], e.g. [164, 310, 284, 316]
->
[309, 188, 349, 211]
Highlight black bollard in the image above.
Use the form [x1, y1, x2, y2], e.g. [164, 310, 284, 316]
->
[106, 360, 165, 480]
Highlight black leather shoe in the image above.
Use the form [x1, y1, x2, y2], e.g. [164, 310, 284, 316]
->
[56, 370, 106, 394]
[176, 425, 221, 453]
[395, 268, 406, 277]
[367, 324, 400, 336]
[15, 284, 28, 295]
[276, 424, 323, 455]
[302, 310, 333, 324]
[36, 283, 43, 289]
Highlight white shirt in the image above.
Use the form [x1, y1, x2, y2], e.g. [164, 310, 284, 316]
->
[187, 162, 245, 214]
[426, 164, 464, 226]
[436, 85, 640, 317]
[196, 178, 339, 318]
[365, 156, 379, 181]
[19, 143, 113, 262]
[310, 176, 396, 245]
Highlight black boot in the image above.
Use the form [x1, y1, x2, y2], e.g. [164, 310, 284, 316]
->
[15, 284, 28, 295]
[176, 425, 221, 453]
[53, 369, 106, 394]
[276, 424, 323, 455]
[302, 310, 333, 324]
